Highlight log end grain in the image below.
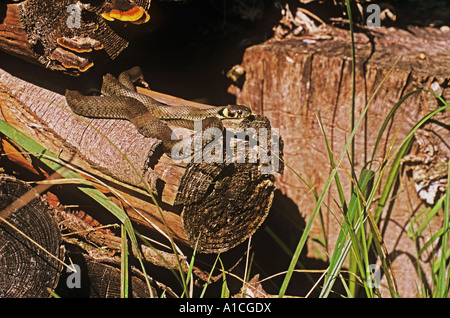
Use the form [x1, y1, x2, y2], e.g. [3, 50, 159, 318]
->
[0, 175, 63, 298]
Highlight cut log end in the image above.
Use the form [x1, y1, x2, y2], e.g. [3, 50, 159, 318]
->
[174, 114, 283, 253]
[181, 165, 276, 253]
[0, 175, 63, 298]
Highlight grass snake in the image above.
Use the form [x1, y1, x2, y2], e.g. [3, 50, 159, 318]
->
[65, 67, 252, 158]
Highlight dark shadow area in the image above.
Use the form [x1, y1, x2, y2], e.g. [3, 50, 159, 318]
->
[0, 0, 281, 104]
[249, 190, 331, 297]
[0, 4, 6, 25]
[192, 190, 335, 298]
[111, 0, 280, 105]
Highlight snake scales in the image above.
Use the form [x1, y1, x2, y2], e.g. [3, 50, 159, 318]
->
[65, 67, 252, 157]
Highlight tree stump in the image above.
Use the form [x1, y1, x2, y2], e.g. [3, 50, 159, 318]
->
[0, 67, 283, 254]
[0, 174, 63, 297]
[231, 25, 449, 297]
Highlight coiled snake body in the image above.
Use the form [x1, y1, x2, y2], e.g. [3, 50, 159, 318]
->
[65, 67, 252, 157]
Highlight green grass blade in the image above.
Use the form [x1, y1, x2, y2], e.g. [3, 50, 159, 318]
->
[366, 198, 399, 296]
[419, 225, 445, 257]
[120, 224, 129, 298]
[317, 112, 347, 211]
[410, 196, 445, 245]
[219, 258, 230, 298]
[345, 0, 356, 193]
[320, 169, 374, 297]
[369, 89, 423, 169]
[435, 162, 450, 297]
[182, 234, 201, 298]
[200, 253, 221, 298]
[408, 206, 433, 239]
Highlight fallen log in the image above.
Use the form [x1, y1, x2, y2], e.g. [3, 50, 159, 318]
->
[0, 67, 283, 254]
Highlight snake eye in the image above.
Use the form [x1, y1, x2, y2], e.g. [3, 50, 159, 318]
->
[219, 106, 251, 119]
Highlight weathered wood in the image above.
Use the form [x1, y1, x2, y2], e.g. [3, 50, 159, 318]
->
[71, 257, 154, 298]
[0, 0, 151, 75]
[232, 25, 449, 297]
[55, 248, 161, 297]
[0, 174, 63, 297]
[49, 195, 190, 273]
[0, 68, 184, 240]
[0, 67, 282, 253]
[0, 3, 35, 62]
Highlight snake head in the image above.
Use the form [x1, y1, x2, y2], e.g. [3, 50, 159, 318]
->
[218, 105, 252, 119]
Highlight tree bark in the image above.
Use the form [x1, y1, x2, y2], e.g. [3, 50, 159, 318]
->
[0, 67, 282, 254]
[231, 25, 449, 297]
